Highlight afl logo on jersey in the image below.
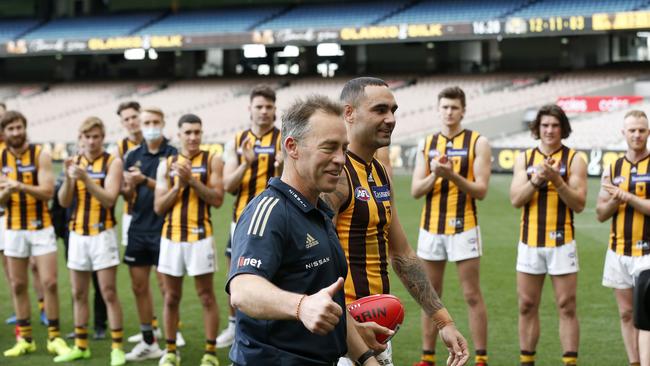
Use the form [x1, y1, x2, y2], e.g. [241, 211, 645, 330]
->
[354, 186, 371, 202]
[613, 176, 626, 185]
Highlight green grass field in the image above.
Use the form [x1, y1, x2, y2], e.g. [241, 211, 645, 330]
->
[0, 173, 627, 365]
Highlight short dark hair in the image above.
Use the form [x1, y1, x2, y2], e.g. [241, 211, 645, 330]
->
[250, 84, 276, 103]
[340, 77, 389, 107]
[530, 104, 572, 139]
[438, 86, 466, 108]
[116, 101, 141, 116]
[178, 113, 202, 128]
[1, 110, 26, 130]
[282, 95, 343, 152]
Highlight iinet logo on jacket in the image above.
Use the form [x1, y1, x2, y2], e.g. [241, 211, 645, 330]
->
[237, 256, 262, 269]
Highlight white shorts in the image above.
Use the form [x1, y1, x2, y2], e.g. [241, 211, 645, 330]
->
[417, 226, 482, 262]
[4, 226, 57, 258]
[121, 213, 132, 246]
[516, 241, 579, 275]
[157, 236, 216, 277]
[0, 216, 5, 251]
[602, 250, 650, 289]
[67, 228, 120, 271]
[338, 341, 392, 366]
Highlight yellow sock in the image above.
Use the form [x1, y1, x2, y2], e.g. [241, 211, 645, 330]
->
[205, 339, 216, 355]
[562, 351, 578, 365]
[75, 326, 89, 350]
[17, 319, 32, 342]
[166, 340, 177, 353]
[152, 317, 159, 330]
[111, 328, 123, 350]
[475, 352, 488, 364]
[47, 319, 60, 340]
[520, 350, 535, 365]
[421, 350, 435, 364]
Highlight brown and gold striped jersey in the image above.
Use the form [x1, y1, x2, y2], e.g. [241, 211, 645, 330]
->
[118, 137, 139, 215]
[520, 146, 576, 247]
[0, 144, 51, 230]
[420, 129, 480, 234]
[69, 152, 117, 235]
[231, 127, 281, 223]
[0, 141, 6, 218]
[608, 156, 650, 256]
[337, 151, 392, 304]
[162, 150, 214, 242]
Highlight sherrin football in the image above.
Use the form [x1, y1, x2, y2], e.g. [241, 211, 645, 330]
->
[347, 294, 405, 344]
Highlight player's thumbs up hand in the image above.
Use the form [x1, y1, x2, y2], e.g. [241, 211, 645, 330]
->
[298, 277, 344, 335]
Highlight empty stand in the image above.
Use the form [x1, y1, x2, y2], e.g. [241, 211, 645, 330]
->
[380, 0, 523, 25]
[24, 13, 161, 40]
[256, 1, 405, 30]
[138, 7, 284, 35]
[0, 19, 39, 41]
[1, 71, 644, 145]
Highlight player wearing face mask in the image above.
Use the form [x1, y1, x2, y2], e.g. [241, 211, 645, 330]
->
[121, 107, 178, 362]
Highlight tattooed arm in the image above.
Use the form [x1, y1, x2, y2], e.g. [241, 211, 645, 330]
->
[388, 193, 469, 366]
[319, 170, 350, 224]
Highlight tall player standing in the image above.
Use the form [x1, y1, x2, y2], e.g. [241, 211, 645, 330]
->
[411, 86, 490, 366]
[114, 101, 143, 248]
[218, 85, 281, 348]
[154, 114, 224, 366]
[596, 110, 650, 366]
[510, 104, 586, 366]
[56, 117, 126, 365]
[320, 77, 469, 366]
[0, 111, 70, 358]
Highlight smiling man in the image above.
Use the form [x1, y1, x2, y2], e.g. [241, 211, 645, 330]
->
[319, 77, 468, 366]
[228, 95, 380, 366]
[509, 104, 587, 366]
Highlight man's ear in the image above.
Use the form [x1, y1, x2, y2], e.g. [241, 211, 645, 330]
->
[343, 104, 354, 124]
[284, 136, 299, 159]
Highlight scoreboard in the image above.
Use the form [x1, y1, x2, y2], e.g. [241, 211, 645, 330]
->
[4, 10, 650, 56]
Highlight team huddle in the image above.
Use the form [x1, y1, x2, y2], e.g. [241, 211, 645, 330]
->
[0, 77, 649, 366]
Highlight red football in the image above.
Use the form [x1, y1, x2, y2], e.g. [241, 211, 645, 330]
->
[347, 294, 405, 344]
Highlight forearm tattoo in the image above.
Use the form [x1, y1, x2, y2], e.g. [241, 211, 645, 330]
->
[391, 254, 444, 316]
[320, 177, 348, 211]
